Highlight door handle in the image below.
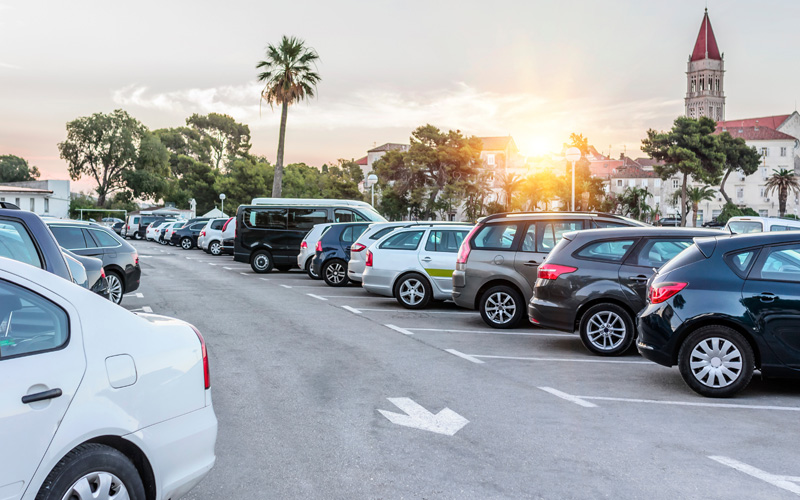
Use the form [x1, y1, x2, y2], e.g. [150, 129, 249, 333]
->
[421, 257, 432, 262]
[758, 292, 778, 303]
[629, 275, 649, 283]
[22, 388, 62, 404]
[523, 260, 539, 267]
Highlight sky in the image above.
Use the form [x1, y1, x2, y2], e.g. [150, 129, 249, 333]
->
[1, 0, 798, 193]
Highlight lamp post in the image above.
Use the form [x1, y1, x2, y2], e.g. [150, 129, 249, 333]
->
[366, 174, 378, 207]
[219, 193, 226, 216]
[565, 147, 581, 211]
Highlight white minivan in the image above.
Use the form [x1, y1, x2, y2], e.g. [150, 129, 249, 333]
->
[725, 216, 800, 233]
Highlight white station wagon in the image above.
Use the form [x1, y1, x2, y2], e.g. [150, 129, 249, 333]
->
[362, 224, 472, 309]
[0, 257, 217, 500]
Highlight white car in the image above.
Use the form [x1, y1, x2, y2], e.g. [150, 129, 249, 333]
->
[162, 220, 186, 245]
[725, 216, 800, 233]
[0, 256, 217, 500]
[362, 225, 473, 309]
[199, 218, 230, 256]
[146, 221, 172, 242]
[297, 223, 333, 279]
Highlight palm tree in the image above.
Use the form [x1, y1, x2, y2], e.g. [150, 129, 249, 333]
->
[499, 172, 522, 211]
[686, 186, 716, 226]
[618, 187, 652, 221]
[765, 168, 800, 217]
[257, 36, 321, 197]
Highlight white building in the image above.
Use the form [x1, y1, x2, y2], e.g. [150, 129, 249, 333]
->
[0, 180, 70, 218]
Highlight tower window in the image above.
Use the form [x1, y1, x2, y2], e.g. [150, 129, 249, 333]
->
[699, 77, 704, 91]
[715, 78, 720, 91]
[691, 78, 696, 92]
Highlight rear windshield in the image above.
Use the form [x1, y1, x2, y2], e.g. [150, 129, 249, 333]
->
[370, 226, 400, 240]
[727, 221, 762, 234]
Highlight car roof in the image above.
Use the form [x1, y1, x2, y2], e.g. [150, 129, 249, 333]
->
[726, 216, 800, 225]
[480, 211, 648, 226]
[567, 227, 726, 240]
[713, 230, 800, 246]
[46, 219, 103, 227]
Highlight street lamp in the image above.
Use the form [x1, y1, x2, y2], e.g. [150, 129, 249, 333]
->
[565, 147, 581, 211]
[219, 193, 226, 216]
[366, 173, 378, 207]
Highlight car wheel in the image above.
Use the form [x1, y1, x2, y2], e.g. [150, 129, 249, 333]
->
[180, 237, 193, 250]
[250, 250, 274, 273]
[35, 443, 146, 500]
[209, 242, 222, 256]
[306, 258, 321, 280]
[578, 303, 635, 356]
[105, 271, 124, 305]
[395, 273, 432, 309]
[323, 259, 349, 287]
[133, 232, 142, 240]
[159, 239, 167, 245]
[479, 285, 524, 329]
[678, 326, 754, 398]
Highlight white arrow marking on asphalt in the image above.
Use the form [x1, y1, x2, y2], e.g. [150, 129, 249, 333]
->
[307, 293, 328, 301]
[378, 398, 468, 436]
[709, 456, 800, 495]
[342, 305, 361, 314]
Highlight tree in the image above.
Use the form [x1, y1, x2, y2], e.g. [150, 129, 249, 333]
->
[717, 132, 761, 205]
[257, 35, 321, 198]
[499, 172, 523, 211]
[765, 168, 800, 217]
[186, 113, 252, 171]
[618, 186, 652, 221]
[686, 186, 716, 226]
[642, 116, 725, 226]
[58, 109, 169, 206]
[0, 155, 40, 182]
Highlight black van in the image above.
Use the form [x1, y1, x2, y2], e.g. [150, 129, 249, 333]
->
[234, 199, 385, 273]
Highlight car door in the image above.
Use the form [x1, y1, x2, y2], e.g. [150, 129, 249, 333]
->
[515, 220, 584, 288]
[49, 225, 98, 258]
[0, 276, 86, 500]
[419, 229, 469, 294]
[340, 224, 368, 260]
[619, 237, 692, 310]
[742, 243, 800, 368]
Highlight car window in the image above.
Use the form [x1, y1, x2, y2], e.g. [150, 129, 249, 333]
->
[635, 239, 693, 267]
[380, 230, 424, 250]
[0, 220, 42, 269]
[244, 208, 287, 229]
[727, 221, 762, 234]
[191, 223, 207, 231]
[0, 279, 69, 359]
[758, 245, 800, 282]
[538, 221, 582, 253]
[425, 230, 468, 253]
[288, 209, 328, 230]
[341, 225, 367, 243]
[576, 239, 635, 262]
[769, 225, 795, 232]
[90, 229, 119, 248]
[81, 229, 99, 248]
[49, 226, 89, 250]
[132, 217, 139, 224]
[334, 209, 366, 223]
[472, 224, 518, 250]
[520, 224, 536, 252]
[724, 249, 757, 277]
[210, 220, 225, 230]
[593, 220, 628, 228]
[370, 226, 399, 240]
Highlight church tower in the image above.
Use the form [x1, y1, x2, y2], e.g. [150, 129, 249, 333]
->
[685, 9, 725, 121]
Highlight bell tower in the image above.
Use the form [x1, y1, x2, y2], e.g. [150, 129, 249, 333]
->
[685, 9, 725, 121]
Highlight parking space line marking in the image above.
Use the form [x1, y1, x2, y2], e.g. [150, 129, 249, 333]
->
[474, 354, 650, 364]
[581, 395, 800, 411]
[351, 308, 475, 315]
[342, 306, 362, 314]
[131, 293, 144, 298]
[307, 293, 328, 301]
[280, 284, 292, 289]
[240, 273, 251, 276]
[409, 328, 571, 337]
[208, 263, 217, 265]
[709, 456, 800, 495]
[141, 306, 153, 313]
[445, 349, 485, 364]
[385, 324, 414, 335]
[259, 278, 270, 281]
[539, 387, 597, 408]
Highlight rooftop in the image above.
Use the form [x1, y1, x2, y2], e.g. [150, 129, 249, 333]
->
[716, 114, 792, 131]
[715, 125, 796, 141]
[367, 143, 409, 153]
[0, 185, 53, 194]
[691, 9, 721, 61]
[479, 136, 518, 153]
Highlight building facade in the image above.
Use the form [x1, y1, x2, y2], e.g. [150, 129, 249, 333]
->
[0, 180, 70, 219]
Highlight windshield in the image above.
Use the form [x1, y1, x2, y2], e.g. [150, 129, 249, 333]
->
[727, 221, 762, 234]
[360, 207, 387, 222]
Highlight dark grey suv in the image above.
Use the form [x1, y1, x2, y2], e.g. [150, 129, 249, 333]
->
[452, 212, 648, 328]
[528, 227, 724, 355]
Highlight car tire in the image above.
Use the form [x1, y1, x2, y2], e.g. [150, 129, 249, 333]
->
[479, 285, 524, 329]
[35, 443, 146, 500]
[250, 250, 274, 273]
[306, 258, 321, 280]
[678, 326, 754, 398]
[180, 237, 193, 250]
[394, 273, 432, 309]
[323, 259, 349, 287]
[578, 303, 635, 356]
[133, 232, 142, 240]
[105, 270, 124, 305]
[209, 241, 222, 256]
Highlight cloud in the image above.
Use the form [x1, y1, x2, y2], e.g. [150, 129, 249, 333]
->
[0, 61, 19, 69]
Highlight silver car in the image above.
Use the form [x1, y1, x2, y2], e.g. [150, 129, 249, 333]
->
[297, 223, 333, 279]
[362, 225, 473, 309]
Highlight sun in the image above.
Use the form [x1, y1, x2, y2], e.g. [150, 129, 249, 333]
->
[520, 137, 552, 157]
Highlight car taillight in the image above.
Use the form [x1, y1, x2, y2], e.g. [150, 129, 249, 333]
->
[133, 252, 139, 265]
[301, 241, 307, 249]
[537, 264, 577, 280]
[190, 325, 210, 389]
[316, 240, 322, 252]
[200, 231, 206, 236]
[649, 282, 687, 304]
[456, 225, 480, 264]
[101, 268, 106, 278]
[351, 242, 366, 252]
[366, 250, 373, 267]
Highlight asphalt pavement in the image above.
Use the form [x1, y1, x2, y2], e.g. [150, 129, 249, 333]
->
[126, 240, 800, 499]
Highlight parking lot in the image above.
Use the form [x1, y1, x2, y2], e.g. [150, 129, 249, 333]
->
[127, 240, 800, 499]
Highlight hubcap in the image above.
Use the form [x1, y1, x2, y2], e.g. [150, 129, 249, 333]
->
[211, 243, 220, 255]
[106, 274, 123, 304]
[399, 279, 424, 305]
[586, 311, 626, 350]
[689, 337, 743, 388]
[181, 239, 191, 249]
[485, 292, 516, 324]
[326, 263, 345, 284]
[254, 255, 269, 270]
[61, 471, 128, 500]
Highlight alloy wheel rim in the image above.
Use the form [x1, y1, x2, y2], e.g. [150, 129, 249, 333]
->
[106, 274, 123, 304]
[181, 239, 191, 249]
[485, 292, 516, 324]
[586, 311, 626, 350]
[254, 255, 269, 270]
[326, 263, 345, 283]
[689, 337, 743, 388]
[210, 243, 220, 255]
[308, 263, 318, 278]
[399, 279, 424, 305]
[61, 471, 128, 500]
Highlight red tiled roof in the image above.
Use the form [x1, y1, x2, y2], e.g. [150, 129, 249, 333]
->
[479, 136, 516, 152]
[588, 160, 622, 178]
[715, 125, 796, 141]
[691, 10, 721, 61]
[716, 114, 791, 131]
[610, 164, 660, 179]
[355, 156, 368, 165]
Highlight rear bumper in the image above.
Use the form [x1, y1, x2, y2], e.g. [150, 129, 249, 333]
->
[125, 264, 141, 293]
[528, 297, 575, 332]
[348, 259, 366, 281]
[362, 268, 395, 297]
[221, 239, 234, 255]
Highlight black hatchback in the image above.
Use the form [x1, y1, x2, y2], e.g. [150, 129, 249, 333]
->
[312, 222, 371, 287]
[529, 227, 723, 356]
[638, 231, 800, 397]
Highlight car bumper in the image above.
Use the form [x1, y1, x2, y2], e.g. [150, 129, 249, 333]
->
[528, 297, 575, 332]
[636, 303, 683, 367]
[348, 259, 365, 281]
[297, 249, 311, 269]
[125, 264, 142, 293]
[125, 402, 217, 500]
[361, 268, 395, 297]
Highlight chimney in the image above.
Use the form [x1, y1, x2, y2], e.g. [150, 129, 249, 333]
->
[755, 120, 759, 132]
